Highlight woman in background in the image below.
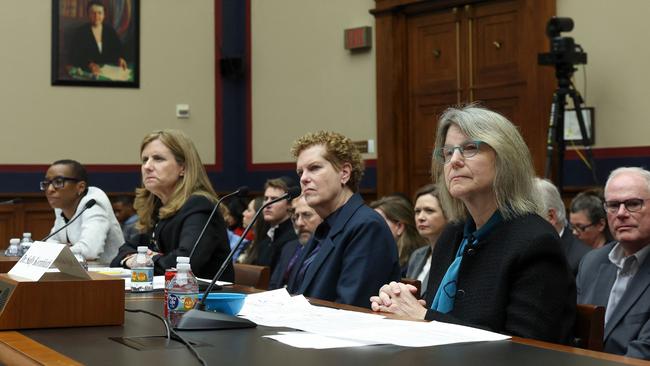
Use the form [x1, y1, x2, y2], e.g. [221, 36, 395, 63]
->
[43, 159, 123, 264]
[237, 197, 269, 264]
[370, 195, 427, 276]
[405, 184, 448, 294]
[569, 189, 613, 249]
[110, 129, 233, 281]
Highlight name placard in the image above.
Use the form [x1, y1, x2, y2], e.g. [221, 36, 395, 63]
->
[8, 242, 90, 281]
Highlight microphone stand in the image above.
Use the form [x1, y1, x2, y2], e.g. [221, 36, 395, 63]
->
[175, 187, 300, 330]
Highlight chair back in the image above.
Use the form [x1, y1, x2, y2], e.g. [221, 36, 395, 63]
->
[234, 263, 270, 290]
[573, 304, 605, 351]
[400, 278, 422, 299]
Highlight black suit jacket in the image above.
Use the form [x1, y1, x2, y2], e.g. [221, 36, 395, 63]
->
[110, 195, 234, 281]
[268, 239, 302, 290]
[253, 218, 297, 272]
[560, 226, 591, 276]
[424, 213, 576, 344]
[69, 23, 125, 68]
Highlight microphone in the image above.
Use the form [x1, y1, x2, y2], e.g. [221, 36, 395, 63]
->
[176, 185, 301, 330]
[188, 186, 249, 259]
[0, 198, 22, 205]
[42, 199, 97, 241]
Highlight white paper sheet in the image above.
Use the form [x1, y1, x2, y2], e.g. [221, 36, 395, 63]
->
[240, 288, 511, 348]
[264, 331, 379, 349]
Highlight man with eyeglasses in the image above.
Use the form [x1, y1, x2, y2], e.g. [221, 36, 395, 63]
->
[577, 167, 650, 359]
[268, 195, 323, 289]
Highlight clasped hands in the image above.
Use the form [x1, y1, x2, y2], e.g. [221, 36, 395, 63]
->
[369, 281, 429, 320]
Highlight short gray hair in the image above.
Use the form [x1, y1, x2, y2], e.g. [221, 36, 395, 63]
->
[535, 177, 567, 226]
[605, 167, 650, 195]
[432, 105, 540, 222]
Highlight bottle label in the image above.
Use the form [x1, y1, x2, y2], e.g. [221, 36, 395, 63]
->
[167, 293, 198, 312]
[131, 268, 153, 283]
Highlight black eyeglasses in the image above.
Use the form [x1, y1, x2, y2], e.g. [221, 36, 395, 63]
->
[434, 140, 484, 164]
[39, 176, 81, 191]
[603, 198, 650, 214]
[570, 223, 595, 233]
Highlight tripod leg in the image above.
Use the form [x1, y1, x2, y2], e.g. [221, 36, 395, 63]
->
[568, 90, 598, 184]
[545, 93, 561, 179]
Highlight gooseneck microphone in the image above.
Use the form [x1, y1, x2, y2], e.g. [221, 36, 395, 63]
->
[176, 186, 301, 330]
[42, 199, 97, 241]
[188, 186, 249, 259]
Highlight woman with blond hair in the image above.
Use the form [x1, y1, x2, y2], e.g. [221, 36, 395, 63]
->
[111, 129, 233, 280]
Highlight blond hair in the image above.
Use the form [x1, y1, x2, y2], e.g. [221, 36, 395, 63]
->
[135, 130, 218, 232]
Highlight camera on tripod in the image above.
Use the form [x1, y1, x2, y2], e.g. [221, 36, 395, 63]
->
[538, 17, 587, 68]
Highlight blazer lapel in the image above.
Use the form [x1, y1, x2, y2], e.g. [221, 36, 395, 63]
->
[604, 256, 650, 338]
[592, 262, 617, 306]
[298, 237, 334, 293]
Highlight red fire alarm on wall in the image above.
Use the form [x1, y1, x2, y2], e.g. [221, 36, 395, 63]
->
[344, 26, 372, 50]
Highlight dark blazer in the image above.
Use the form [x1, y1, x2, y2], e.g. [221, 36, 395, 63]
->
[69, 23, 124, 69]
[423, 214, 576, 344]
[253, 218, 297, 271]
[560, 226, 591, 276]
[268, 239, 302, 290]
[406, 245, 432, 294]
[287, 193, 401, 308]
[110, 195, 234, 281]
[577, 242, 650, 359]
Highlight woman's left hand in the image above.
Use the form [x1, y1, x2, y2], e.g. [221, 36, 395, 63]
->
[370, 282, 428, 319]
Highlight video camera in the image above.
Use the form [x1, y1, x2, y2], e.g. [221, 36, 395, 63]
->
[538, 17, 587, 68]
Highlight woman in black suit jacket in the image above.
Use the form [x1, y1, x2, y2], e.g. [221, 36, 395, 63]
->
[110, 130, 233, 281]
[371, 105, 576, 344]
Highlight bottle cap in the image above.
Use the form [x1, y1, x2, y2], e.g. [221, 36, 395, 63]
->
[23, 233, 32, 238]
[9, 238, 20, 244]
[177, 263, 191, 271]
[137, 246, 148, 253]
[176, 256, 190, 264]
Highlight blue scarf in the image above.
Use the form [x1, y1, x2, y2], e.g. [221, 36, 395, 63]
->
[431, 210, 503, 313]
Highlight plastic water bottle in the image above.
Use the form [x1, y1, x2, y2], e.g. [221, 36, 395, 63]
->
[163, 256, 190, 318]
[71, 247, 88, 270]
[19, 233, 33, 256]
[131, 246, 154, 292]
[4, 238, 20, 257]
[166, 262, 199, 327]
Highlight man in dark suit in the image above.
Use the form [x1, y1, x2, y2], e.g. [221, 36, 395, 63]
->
[577, 167, 650, 359]
[269, 195, 322, 289]
[535, 178, 591, 275]
[253, 177, 298, 273]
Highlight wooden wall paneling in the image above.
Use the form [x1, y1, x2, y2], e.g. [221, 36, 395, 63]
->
[24, 203, 55, 242]
[374, 11, 410, 196]
[372, 0, 556, 197]
[0, 206, 19, 250]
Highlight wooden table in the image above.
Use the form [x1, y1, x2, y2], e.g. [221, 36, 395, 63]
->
[0, 286, 647, 366]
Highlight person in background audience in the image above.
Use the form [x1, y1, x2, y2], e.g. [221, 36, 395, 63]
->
[112, 195, 139, 243]
[371, 105, 576, 343]
[287, 131, 400, 308]
[406, 184, 448, 294]
[43, 159, 123, 264]
[237, 197, 269, 264]
[253, 177, 299, 272]
[535, 178, 591, 276]
[269, 195, 323, 289]
[110, 129, 233, 281]
[577, 167, 650, 359]
[223, 196, 252, 240]
[371, 195, 427, 276]
[570, 189, 613, 249]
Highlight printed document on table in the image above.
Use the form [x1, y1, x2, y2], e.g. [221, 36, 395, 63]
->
[264, 332, 379, 349]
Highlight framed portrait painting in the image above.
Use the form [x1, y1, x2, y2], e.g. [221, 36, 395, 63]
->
[52, 0, 140, 88]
